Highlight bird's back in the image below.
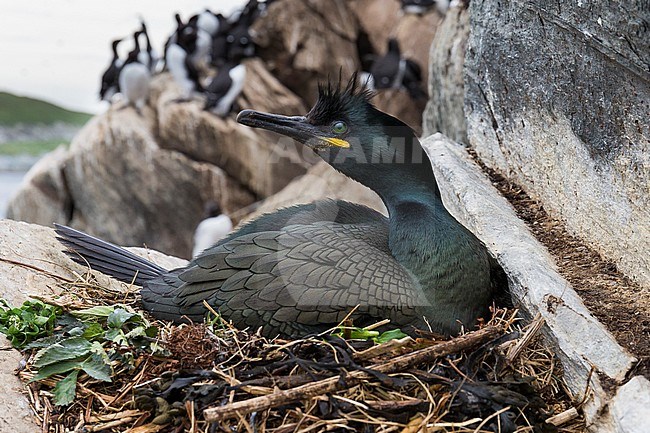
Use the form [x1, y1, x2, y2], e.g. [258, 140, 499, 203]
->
[138, 199, 435, 337]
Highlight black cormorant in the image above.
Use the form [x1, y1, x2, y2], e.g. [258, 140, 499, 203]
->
[55, 76, 500, 338]
[99, 38, 123, 102]
[369, 38, 426, 100]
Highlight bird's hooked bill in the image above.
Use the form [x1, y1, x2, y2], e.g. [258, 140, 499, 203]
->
[237, 109, 350, 149]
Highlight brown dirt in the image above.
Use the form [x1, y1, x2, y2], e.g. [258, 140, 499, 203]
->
[472, 152, 650, 381]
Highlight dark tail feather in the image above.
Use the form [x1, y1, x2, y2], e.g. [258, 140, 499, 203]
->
[54, 224, 167, 286]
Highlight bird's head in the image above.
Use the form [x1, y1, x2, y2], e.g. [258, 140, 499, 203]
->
[237, 74, 438, 204]
[111, 38, 122, 51]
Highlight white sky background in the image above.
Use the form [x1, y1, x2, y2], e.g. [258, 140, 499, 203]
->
[0, 0, 246, 114]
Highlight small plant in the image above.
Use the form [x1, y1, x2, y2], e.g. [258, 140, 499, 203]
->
[333, 325, 408, 343]
[0, 299, 163, 406]
[0, 299, 62, 348]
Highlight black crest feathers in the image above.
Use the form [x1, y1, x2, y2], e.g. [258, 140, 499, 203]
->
[307, 72, 374, 123]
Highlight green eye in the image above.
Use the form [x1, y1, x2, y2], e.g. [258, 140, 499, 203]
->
[331, 121, 348, 135]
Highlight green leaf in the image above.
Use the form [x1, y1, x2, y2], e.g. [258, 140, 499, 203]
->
[33, 315, 51, 326]
[71, 305, 115, 319]
[30, 358, 84, 382]
[89, 341, 111, 364]
[33, 337, 92, 367]
[124, 325, 148, 339]
[374, 329, 409, 344]
[25, 335, 61, 350]
[0, 299, 61, 348]
[348, 328, 380, 340]
[144, 326, 158, 338]
[107, 308, 137, 329]
[52, 370, 79, 406]
[82, 322, 104, 340]
[81, 354, 112, 382]
[67, 326, 85, 337]
[104, 328, 127, 345]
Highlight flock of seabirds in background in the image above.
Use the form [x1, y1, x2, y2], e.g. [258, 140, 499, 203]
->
[99, 0, 450, 118]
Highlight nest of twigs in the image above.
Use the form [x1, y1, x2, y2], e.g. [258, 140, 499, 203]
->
[16, 271, 585, 433]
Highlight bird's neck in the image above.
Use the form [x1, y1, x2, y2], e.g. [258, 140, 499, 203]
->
[383, 176, 469, 291]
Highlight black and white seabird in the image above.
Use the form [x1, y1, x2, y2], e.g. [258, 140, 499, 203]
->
[118, 31, 151, 112]
[192, 202, 233, 258]
[196, 10, 229, 67]
[165, 14, 203, 99]
[195, 9, 225, 37]
[99, 38, 123, 102]
[204, 61, 246, 117]
[369, 38, 426, 100]
[226, 23, 256, 61]
[138, 20, 158, 72]
[210, 30, 230, 67]
[187, 14, 213, 70]
[212, 0, 258, 66]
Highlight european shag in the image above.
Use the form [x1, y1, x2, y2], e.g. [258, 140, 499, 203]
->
[55, 77, 499, 338]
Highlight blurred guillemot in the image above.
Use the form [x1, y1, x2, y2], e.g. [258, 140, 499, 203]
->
[138, 20, 158, 72]
[165, 14, 203, 99]
[369, 38, 426, 100]
[187, 14, 212, 69]
[196, 9, 225, 37]
[99, 38, 123, 102]
[211, 0, 258, 66]
[204, 60, 246, 117]
[118, 31, 151, 113]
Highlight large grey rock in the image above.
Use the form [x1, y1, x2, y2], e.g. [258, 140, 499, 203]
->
[464, 0, 650, 287]
[252, 0, 359, 106]
[600, 376, 650, 433]
[8, 109, 256, 259]
[154, 61, 311, 198]
[0, 344, 34, 433]
[422, 133, 647, 432]
[422, 4, 469, 142]
[66, 109, 255, 258]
